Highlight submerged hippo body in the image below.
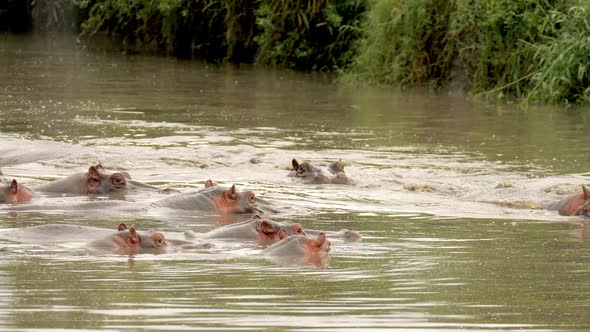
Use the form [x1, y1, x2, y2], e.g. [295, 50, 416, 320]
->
[262, 233, 332, 267]
[0, 224, 210, 254]
[550, 185, 590, 216]
[290, 159, 352, 185]
[34, 165, 129, 195]
[305, 228, 361, 242]
[195, 217, 305, 242]
[151, 184, 260, 214]
[0, 179, 34, 204]
[34, 164, 174, 195]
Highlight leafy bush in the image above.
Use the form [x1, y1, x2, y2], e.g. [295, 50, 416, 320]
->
[254, 0, 364, 70]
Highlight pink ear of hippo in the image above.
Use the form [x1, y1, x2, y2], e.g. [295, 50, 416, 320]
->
[292, 159, 300, 170]
[118, 223, 128, 232]
[226, 184, 237, 199]
[9, 179, 18, 194]
[583, 185, 589, 200]
[316, 233, 327, 246]
[129, 226, 140, 245]
[88, 165, 101, 181]
[205, 179, 214, 188]
[260, 220, 274, 233]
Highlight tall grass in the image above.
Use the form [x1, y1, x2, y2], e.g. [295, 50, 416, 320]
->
[346, 0, 590, 104]
[75, 0, 590, 104]
[525, 3, 590, 104]
[346, 0, 455, 87]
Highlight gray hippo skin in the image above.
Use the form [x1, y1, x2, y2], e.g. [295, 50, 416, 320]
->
[263, 233, 331, 257]
[184, 216, 305, 242]
[0, 224, 211, 254]
[0, 179, 34, 204]
[262, 233, 332, 268]
[89, 225, 168, 254]
[34, 164, 176, 195]
[305, 228, 361, 242]
[151, 183, 261, 214]
[34, 164, 129, 194]
[290, 159, 352, 185]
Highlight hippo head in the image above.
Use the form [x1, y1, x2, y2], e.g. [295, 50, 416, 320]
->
[87, 165, 129, 194]
[112, 225, 167, 251]
[292, 159, 318, 178]
[278, 221, 306, 236]
[214, 184, 260, 214]
[304, 233, 331, 256]
[255, 220, 289, 242]
[573, 185, 590, 217]
[0, 179, 33, 204]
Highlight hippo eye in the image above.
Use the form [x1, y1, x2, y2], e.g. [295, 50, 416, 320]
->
[296, 227, 303, 234]
[112, 175, 126, 187]
[248, 193, 256, 203]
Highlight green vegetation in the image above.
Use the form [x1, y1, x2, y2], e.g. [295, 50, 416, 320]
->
[75, 0, 364, 69]
[64, 0, 590, 104]
[347, 0, 590, 104]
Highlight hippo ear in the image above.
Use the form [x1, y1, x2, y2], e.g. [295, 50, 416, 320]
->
[252, 214, 261, 219]
[583, 185, 589, 199]
[292, 159, 300, 170]
[118, 223, 128, 231]
[205, 179, 214, 188]
[332, 160, 345, 172]
[260, 220, 275, 233]
[315, 233, 327, 246]
[9, 179, 18, 194]
[88, 166, 101, 182]
[129, 226, 140, 245]
[121, 172, 131, 179]
[227, 184, 237, 199]
[94, 164, 105, 171]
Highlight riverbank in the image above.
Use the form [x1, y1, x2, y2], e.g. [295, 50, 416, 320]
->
[4, 0, 590, 104]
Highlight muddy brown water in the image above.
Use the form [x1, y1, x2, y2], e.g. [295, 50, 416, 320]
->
[1, 34, 590, 331]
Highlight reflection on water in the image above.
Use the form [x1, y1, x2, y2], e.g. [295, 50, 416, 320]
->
[1, 34, 590, 330]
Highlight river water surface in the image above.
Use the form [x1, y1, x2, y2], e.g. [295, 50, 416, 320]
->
[1, 34, 590, 331]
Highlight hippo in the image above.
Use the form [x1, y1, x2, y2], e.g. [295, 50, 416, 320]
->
[151, 183, 261, 214]
[34, 164, 129, 195]
[0, 224, 211, 254]
[89, 225, 168, 254]
[290, 159, 352, 185]
[262, 233, 332, 267]
[5, 183, 268, 216]
[549, 185, 590, 216]
[34, 164, 175, 195]
[263, 233, 331, 256]
[183, 216, 305, 242]
[305, 228, 361, 242]
[0, 179, 34, 204]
